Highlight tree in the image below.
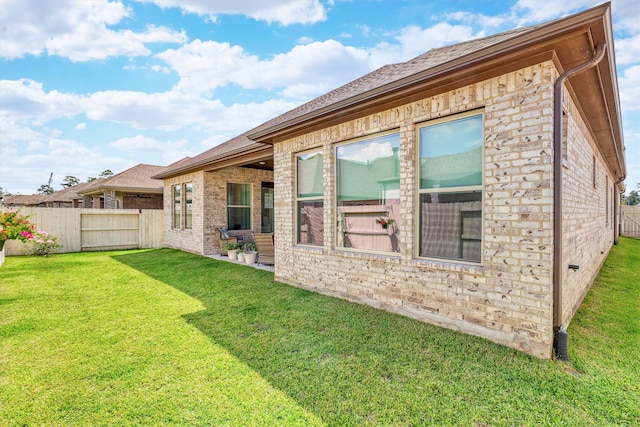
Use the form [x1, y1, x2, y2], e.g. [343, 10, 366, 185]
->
[86, 177, 96, 182]
[624, 189, 639, 206]
[60, 176, 80, 188]
[99, 170, 113, 179]
[37, 184, 54, 195]
[0, 186, 13, 198]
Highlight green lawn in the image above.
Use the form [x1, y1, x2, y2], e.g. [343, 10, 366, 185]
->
[1, 238, 638, 426]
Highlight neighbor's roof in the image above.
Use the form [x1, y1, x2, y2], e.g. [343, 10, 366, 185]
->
[79, 164, 165, 195]
[2, 194, 44, 206]
[39, 181, 93, 203]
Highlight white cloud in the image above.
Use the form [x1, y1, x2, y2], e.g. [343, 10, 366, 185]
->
[85, 90, 227, 130]
[0, 0, 186, 61]
[75, 123, 87, 130]
[615, 34, 640, 66]
[612, 0, 640, 36]
[0, 129, 129, 195]
[385, 23, 479, 64]
[135, 0, 327, 25]
[512, 0, 593, 23]
[109, 135, 192, 164]
[297, 36, 314, 44]
[445, 11, 506, 28]
[157, 40, 258, 95]
[339, 141, 394, 162]
[158, 39, 371, 98]
[618, 65, 640, 111]
[27, 141, 46, 150]
[0, 79, 85, 122]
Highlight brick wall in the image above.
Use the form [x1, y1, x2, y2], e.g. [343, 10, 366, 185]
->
[274, 62, 559, 358]
[104, 190, 117, 209]
[560, 87, 615, 327]
[122, 193, 163, 209]
[163, 167, 274, 255]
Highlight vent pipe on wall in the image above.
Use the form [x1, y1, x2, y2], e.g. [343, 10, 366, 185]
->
[552, 43, 607, 361]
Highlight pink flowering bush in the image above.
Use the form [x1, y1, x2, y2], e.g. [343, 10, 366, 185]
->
[24, 230, 62, 256]
[0, 210, 62, 255]
[0, 210, 35, 244]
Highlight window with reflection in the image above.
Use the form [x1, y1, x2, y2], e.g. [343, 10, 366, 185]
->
[336, 132, 401, 253]
[172, 185, 181, 229]
[296, 151, 324, 245]
[184, 183, 193, 229]
[227, 183, 251, 230]
[418, 111, 483, 263]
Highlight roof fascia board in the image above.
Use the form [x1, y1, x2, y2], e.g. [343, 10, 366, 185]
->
[202, 147, 274, 172]
[153, 144, 273, 179]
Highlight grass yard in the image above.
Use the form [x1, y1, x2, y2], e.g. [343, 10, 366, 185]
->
[1, 238, 638, 426]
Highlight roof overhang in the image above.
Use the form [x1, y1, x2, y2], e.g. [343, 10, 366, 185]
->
[153, 144, 273, 179]
[247, 3, 624, 180]
[79, 186, 163, 196]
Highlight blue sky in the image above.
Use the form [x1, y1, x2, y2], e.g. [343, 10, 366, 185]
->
[1, 0, 638, 195]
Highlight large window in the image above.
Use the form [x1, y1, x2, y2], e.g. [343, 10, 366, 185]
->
[172, 185, 181, 229]
[296, 151, 324, 245]
[185, 183, 193, 229]
[227, 183, 251, 230]
[336, 132, 400, 253]
[418, 111, 483, 263]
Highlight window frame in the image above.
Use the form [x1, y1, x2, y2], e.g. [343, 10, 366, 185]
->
[334, 129, 401, 255]
[415, 110, 485, 264]
[172, 184, 181, 229]
[295, 150, 324, 246]
[227, 182, 252, 231]
[184, 182, 193, 230]
[172, 182, 193, 230]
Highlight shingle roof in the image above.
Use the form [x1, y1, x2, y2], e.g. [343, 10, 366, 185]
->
[40, 181, 93, 203]
[156, 27, 537, 178]
[247, 26, 538, 138]
[80, 164, 165, 194]
[153, 4, 623, 180]
[153, 132, 268, 178]
[2, 194, 44, 206]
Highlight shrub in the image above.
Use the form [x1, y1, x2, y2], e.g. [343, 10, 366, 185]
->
[0, 210, 35, 244]
[24, 230, 63, 256]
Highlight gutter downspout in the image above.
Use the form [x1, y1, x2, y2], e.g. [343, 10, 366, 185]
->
[553, 44, 607, 361]
[613, 178, 625, 244]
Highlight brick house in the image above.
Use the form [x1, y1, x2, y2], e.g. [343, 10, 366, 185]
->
[79, 164, 165, 210]
[157, 3, 625, 359]
[39, 181, 93, 208]
[152, 133, 274, 254]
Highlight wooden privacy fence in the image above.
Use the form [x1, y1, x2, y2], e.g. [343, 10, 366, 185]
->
[621, 205, 640, 238]
[2, 207, 163, 255]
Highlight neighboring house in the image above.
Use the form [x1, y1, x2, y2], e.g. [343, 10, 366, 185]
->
[39, 182, 93, 208]
[152, 133, 274, 254]
[1, 194, 45, 208]
[158, 4, 625, 359]
[78, 164, 165, 209]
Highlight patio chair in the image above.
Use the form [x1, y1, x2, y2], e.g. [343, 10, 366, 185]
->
[217, 227, 241, 255]
[252, 233, 275, 265]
